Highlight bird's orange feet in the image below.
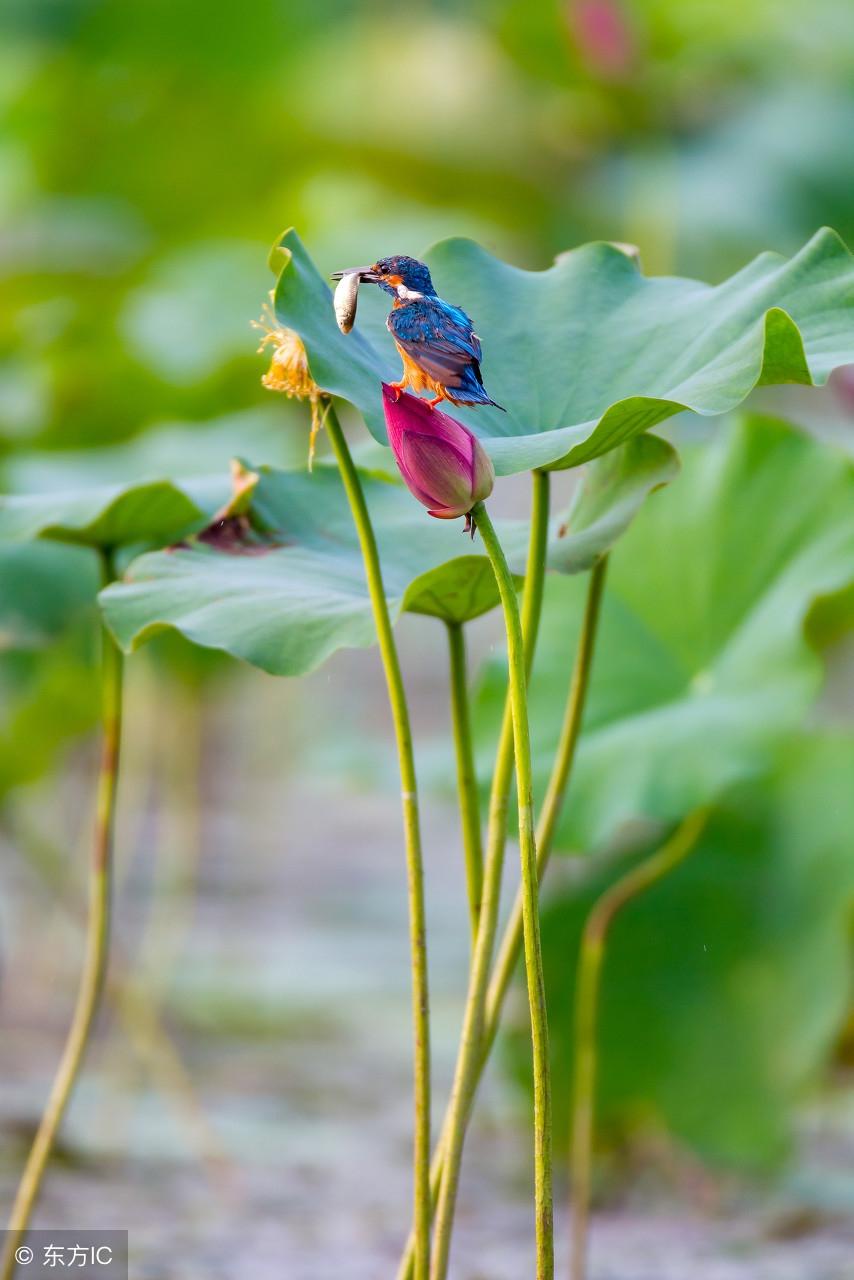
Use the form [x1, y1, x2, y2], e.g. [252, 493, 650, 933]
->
[388, 380, 405, 401]
[426, 393, 445, 410]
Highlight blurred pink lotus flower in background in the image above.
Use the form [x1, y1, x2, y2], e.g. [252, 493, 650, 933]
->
[567, 0, 636, 78]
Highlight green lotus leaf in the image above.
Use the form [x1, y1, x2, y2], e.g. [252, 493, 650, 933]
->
[405, 440, 679, 619]
[0, 542, 99, 651]
[474, 415, 854, 850]
[0, 473, 233, 550]
[100, 429, 680, 673]
[270, 227, 854, 476]
[3, 409, 308, 494]
[401, 556, 518, 625]
[548, 432, 680, 574]
[100, 465, 528, 672]
[512, 733, 854, 1170]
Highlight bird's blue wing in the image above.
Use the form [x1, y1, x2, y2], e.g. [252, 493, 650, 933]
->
[433, 300, 483, 361]
[388, 299, 483, 388]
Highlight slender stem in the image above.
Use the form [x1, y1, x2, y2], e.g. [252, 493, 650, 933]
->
[1, 548, 123, 1280]
[446, 621, 484, 941]
[113, 978, 235, 1195]
[486, 556, 608, 1046]
[398, 552, 606, 1280]
[473, 500, 553, 1280]
[324, 404, 431, 1280]
[3, 808, 232, 1192]
[569, 808, 709, 1280]
[400, 470, 551, 1280]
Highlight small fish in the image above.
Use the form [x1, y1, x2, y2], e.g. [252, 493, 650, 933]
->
[333, 270, 361, 334]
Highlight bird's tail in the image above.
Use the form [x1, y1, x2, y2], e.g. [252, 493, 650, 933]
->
[446, 387, 506, 412]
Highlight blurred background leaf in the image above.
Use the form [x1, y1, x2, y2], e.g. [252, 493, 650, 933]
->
[0, 541, 97, 650]
[473, 415, 854, 850]
[507, 732, 854, 1170]
[0, 476, 228, 548]
[3, 0, 854, 461]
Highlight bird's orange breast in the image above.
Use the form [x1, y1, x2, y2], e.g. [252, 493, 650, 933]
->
[394, 343, 444, 396]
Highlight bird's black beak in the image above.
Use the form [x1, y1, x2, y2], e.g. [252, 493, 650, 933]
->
[330, 265, 381, 284]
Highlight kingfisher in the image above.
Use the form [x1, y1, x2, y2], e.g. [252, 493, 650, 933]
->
[331, 255, 504, 411]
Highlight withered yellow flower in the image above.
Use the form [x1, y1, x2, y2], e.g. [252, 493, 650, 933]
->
[253, 294, 327, 468]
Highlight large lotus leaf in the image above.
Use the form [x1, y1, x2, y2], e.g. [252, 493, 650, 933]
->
[474, 415, 854, 851]
[507, 733, 854, 1170]
[0, 475, 231, 549]
[270, 227, 854, 476]
[100, 466, 525, 672]
[3, 408, 306, 494]
[100, 433, 679, 675]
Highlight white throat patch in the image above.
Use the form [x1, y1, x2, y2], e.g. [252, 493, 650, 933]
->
[396, 284, 424, 302]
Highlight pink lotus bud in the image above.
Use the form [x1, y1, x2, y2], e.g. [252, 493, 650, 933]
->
[382, 385, 495, 523]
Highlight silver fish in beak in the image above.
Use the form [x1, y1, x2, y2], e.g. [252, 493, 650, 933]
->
[331, 264, 383, 334]
[332, 270, 362, 334]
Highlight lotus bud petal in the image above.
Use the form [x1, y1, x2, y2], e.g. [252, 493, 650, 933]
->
[381, 385, 495, 523]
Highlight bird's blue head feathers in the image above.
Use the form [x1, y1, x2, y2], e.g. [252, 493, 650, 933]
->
[372, 256, 436, 297]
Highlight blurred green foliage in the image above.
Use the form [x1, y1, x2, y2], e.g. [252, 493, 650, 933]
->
[507, 732, 854, 1169]
[2, 0, 853, 455]
[0, 541, 100, 796]
[474, 415, 854, 850]
[484, 415, 854, 1169]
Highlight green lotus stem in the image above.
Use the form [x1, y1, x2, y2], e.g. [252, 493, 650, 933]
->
[472, 499, 553, 1280]
[1, 548, 123, 1280]
[569, 808, 710, 1280]
[446, 621, 484, 939]
[401, 469, 550, 1280]
[399, 552, 605, 1280]
[324, 403, 432, 1280]
[399, 524, 606, 1280]
[485, 555, 608, 1047]
[3, 806, 230, 1190]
